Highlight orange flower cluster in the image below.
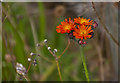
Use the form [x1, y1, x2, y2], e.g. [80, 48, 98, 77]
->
[73, 25, 93, 40]
[56, 17, 97, 45]
[56, 18, 75, 33]
[74, 17, 93, 26]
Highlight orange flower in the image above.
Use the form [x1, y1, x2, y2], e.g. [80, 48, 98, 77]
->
[56, 18, 76, 33]
[73, 25, 93, 40]
[74, 17, 93, 25]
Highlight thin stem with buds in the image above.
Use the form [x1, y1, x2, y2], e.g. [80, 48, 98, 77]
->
[45, 44, 62, 81]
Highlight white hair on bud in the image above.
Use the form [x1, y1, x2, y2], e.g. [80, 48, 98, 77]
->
[28, 58, 31, 61]
[48, 47, 51, 50]
[54, 49, 57, 53]
[36, 43, 40, 47]
[30, 52, 34, 56]
[44, 39, 47, 43]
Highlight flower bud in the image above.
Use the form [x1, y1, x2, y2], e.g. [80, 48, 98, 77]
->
[37, 54, 40, 56]
[79, 40, 83, 45]
[28, 58, 31, 61]
[53, 49, 57, 54]
[33, 59, 37, 66]
[48, 47, 51, 50]
[36, 43, 40, 47]
[93, 21, 98, 28]
[30, 52, 35, 56]
[44, 39, 47, 43]
[83, 41, 87, 45]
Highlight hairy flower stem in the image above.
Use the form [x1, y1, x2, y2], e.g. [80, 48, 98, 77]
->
[56, 59, 63, 81]
[80, 46, 90, 82]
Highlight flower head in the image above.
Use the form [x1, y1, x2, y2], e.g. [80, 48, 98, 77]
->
[73, 25, 94, 40]
[56, 18, 76, 33]
[74, 17, 93, 26]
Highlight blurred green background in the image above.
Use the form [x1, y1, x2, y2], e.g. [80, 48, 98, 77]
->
[2, 2, 118, 81]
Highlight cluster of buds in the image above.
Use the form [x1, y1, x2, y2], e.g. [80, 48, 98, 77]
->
[36, 39, 47, 47]
[28, 52, 40, 66]
[27, 39, 48, 67]
[16, 62, 27, 76]
[47, 46, 58, 54]
[47, 47, 58, 61]
[28, 39, 58, 67]
[33, 59, 37, 66]
[43, 39, 58, 54]
[43, 39, 58, 59]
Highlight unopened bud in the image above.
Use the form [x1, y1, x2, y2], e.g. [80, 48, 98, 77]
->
[37, 54, 40, 56]
[28, 58, 31, 61]
[93, 21, 98, 28]
[30, 52, 35, 56]
[33, 59, 37, 66]
[48, 47, 51, 50]
[44, 39, 47, 43]
[53, 49, 57, 54]
[36, 43, 40, 47]
[83, 41, 87, 45]
[79, 40, 83, 45]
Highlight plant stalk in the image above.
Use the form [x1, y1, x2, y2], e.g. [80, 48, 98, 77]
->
[80, 46, 90, 82]
[56, 60, 62, 81]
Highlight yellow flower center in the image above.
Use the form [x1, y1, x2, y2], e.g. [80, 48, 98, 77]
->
[80, 19, 88, 24]
[65, 25, 70, 30]
[80, 30, 87, 35]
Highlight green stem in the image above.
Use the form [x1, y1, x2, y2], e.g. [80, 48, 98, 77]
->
[56, 60, 62, 81]
[80, 46, 90, 82]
